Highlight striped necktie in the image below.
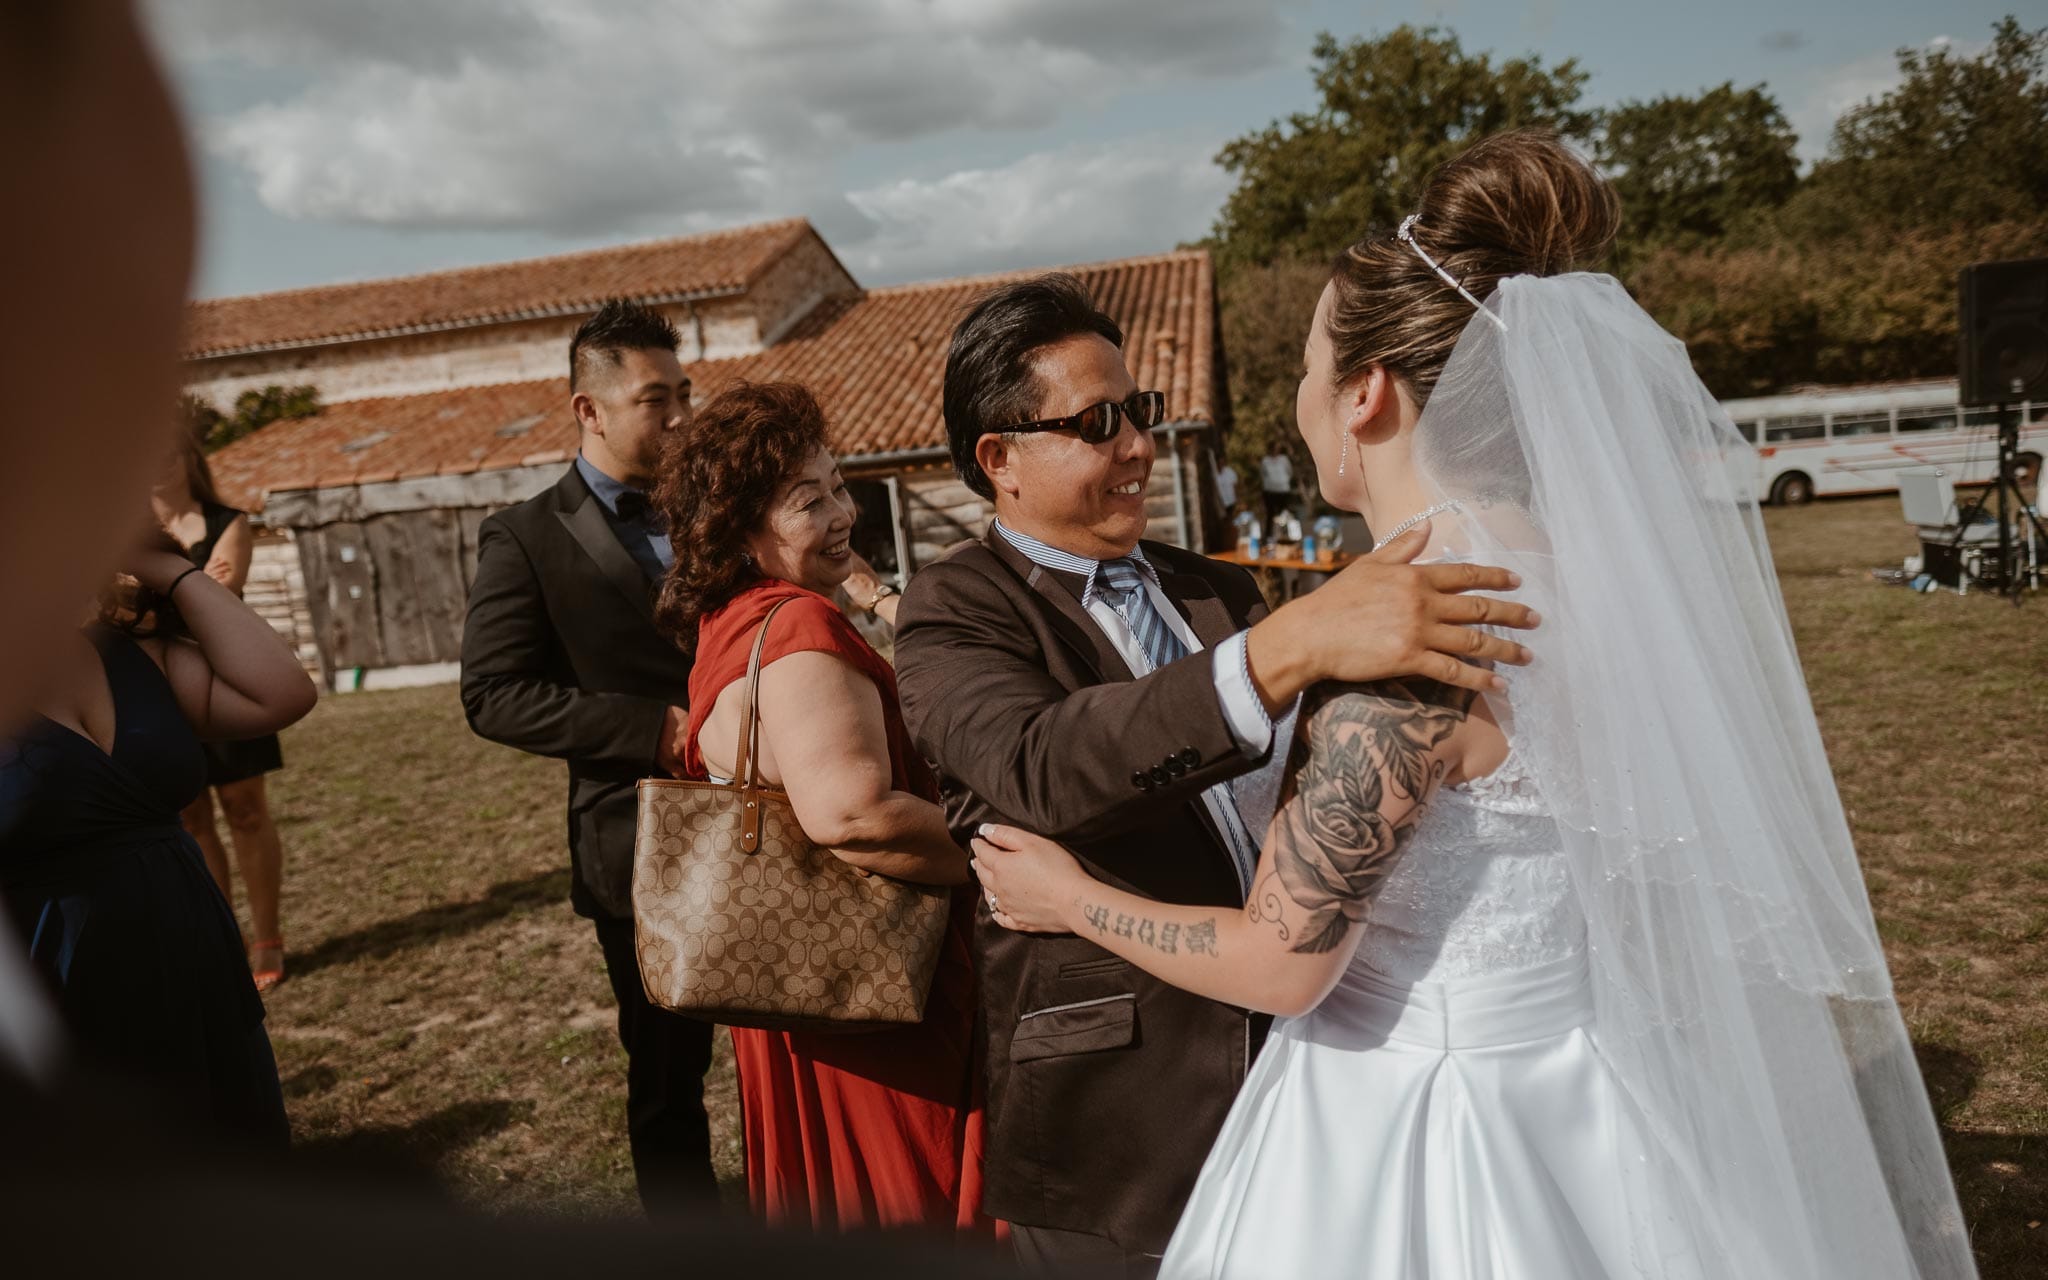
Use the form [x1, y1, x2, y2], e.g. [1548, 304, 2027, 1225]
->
[1095, 556, 1258, 892]
[1095, 557, 1188, 669]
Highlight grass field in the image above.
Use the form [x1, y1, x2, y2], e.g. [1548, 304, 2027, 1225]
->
[251, 495, 2042, 1272]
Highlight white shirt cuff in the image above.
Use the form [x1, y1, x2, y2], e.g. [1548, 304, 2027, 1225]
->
[1212, 630, 1274, 758]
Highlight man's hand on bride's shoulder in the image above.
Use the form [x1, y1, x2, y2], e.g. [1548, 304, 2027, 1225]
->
[1243, 521, 1539, 714]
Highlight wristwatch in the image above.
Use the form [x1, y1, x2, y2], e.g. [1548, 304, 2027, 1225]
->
[863, 582, 898, 613]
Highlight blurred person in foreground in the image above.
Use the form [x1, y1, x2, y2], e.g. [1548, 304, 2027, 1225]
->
[973, 131, 1977, 1279]
[654, 381, 1002, 1240]
[0, 526, 314, 1144]
[0, 11, 1017, 1280]
[158, 428, 293, 992]
[0, 0, 200, 1091]
[459, 300, 719, 1214]
[0, 2, 195, 741]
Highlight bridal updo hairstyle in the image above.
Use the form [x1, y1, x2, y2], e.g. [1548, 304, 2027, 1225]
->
[1325, 129, 1620, 407]
[652, 380, 831, 654]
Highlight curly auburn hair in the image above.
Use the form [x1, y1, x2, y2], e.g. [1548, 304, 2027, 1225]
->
[652, 380, 832, 653]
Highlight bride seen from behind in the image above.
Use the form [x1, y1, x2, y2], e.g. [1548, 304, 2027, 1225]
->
[972, 130, 1976, 1279]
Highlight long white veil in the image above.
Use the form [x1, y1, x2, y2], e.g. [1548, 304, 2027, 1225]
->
[1411, 273, 1976, 1278]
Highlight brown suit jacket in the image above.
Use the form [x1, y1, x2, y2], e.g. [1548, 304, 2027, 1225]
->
[894, 527, 1275, 1252]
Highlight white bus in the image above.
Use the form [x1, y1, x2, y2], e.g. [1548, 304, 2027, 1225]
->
[1721, 380, 2048, 505]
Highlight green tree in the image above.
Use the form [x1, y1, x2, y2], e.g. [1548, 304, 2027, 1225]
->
[1207, 26, 1595, 463]
[1210, 27, 1596, 271]
[1783, 18, 2048, 238]
[1634, 18, 2048, 393]
[182, 383, 320, 453]
[1596, 83, 1798, 256]
[1216, 254, 1332, 481]
[1629, 242, 1819, 396]
[1632, 218, 2048, 395]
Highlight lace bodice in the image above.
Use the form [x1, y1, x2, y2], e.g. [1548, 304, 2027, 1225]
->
[1351, 743, 1585, 984]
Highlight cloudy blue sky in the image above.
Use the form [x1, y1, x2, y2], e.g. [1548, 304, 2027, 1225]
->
[143, 0, 2028, 300]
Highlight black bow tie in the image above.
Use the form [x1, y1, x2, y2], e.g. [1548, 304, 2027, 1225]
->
[614, 491, 651, 523]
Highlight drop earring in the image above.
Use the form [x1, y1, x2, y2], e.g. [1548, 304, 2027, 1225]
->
[1337, 431, 1351, 476]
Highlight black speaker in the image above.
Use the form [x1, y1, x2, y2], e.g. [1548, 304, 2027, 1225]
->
[1919, 538, 1969, 591]
[1959, 257, 2048, 407]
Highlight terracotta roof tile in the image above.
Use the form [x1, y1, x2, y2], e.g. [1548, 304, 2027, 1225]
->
[183, 218, 816, 358]
[210, 249, 1219, 511]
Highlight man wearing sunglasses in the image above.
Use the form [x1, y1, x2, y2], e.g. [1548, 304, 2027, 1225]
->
[893, 273, 1534, 1274]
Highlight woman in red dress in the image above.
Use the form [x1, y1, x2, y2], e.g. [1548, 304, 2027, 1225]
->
[652, 380, 1001, 1239]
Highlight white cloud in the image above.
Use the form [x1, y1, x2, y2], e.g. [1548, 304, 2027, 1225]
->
[147, 0, 1290, 242]
[845, 133, 1233, 284]
[210, 58, 771, 233]
[147, 0, 551, 73]
[1786, 34, 1981, 164]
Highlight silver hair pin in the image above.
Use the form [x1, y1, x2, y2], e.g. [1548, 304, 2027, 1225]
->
[1398, 215, 1507, 332]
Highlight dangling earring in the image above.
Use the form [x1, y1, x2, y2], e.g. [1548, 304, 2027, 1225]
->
[1337, 431, 1351, 476]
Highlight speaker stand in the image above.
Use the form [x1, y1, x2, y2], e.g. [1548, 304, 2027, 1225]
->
[1950, 405, 2048, 604]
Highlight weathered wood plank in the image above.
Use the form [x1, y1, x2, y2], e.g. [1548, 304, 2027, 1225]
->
[329, 524, 389, 675]
[363, 514, 430, 666]
[260, 464, 560, 528]
[293, 526, 339, 686]
[409, 508, 470, 663]
[320, 522, 386, 672]
[458, 506, 492, 591]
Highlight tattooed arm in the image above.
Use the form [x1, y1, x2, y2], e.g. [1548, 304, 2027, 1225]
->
[971, 676, 1489, 1017]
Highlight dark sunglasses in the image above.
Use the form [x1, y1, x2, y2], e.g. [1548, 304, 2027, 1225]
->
[1006, 390, 1167, 444]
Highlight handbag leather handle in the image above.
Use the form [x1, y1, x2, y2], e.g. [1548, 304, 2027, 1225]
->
[734, 597, 797, 854]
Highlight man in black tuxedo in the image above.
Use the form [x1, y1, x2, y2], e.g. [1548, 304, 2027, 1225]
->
[460, 300, 715, 1213]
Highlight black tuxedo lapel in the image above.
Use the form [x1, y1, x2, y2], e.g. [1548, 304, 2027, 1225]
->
[556, 479, 655, 623]
[982, 529, 1134, 684]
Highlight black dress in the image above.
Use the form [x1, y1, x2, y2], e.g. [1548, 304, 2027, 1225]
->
[181, 501, 285, 786]
[0, 626, 288, 1146]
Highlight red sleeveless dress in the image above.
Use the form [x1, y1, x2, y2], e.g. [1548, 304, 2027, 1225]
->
[683, 578, 1001, 1238]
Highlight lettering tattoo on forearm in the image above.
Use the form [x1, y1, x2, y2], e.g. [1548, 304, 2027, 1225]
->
[1255, 678, 1477, 954]
[1077, 899, 1216, 958]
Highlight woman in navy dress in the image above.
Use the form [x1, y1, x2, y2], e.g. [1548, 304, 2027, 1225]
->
[0, 533, 316, 1144]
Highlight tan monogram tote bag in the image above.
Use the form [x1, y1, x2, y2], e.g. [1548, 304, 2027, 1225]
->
[632, 598, 949, 1032]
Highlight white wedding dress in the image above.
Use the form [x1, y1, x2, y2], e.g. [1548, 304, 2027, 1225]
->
[1161, 738, 1673, 1280]
[1160, 273, 1975, 1279]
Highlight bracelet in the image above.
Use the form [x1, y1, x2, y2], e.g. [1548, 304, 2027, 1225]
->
[165, 565, 206, 597]
[865, 582, 898, 613]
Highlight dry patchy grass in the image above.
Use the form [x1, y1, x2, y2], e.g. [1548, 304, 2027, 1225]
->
[256, 686, 740, 1215]
[251, 496, 2042, 1271]
[1763, 497, 2045, 1274]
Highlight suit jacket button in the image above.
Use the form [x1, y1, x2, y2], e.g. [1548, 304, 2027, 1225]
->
[1167, 756, 1189, 777]
[1179, 747, 1202, 767]
[1132, 770, 1153, 791]
[1150, 765, 1172, 786]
